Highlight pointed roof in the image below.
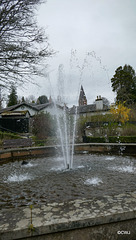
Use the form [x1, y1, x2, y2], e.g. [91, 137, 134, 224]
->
[0, 102, 63, 116]
[78, 85, 87, 106]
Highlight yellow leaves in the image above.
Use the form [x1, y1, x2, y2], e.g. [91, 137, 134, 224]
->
[110, 102, 130, 124]
[28, 224, 35, 232]
[28, 204, 35, 232]
[29, 205, 33, 210]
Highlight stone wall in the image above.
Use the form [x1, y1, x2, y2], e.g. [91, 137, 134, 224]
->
[0, 143, 136, 163]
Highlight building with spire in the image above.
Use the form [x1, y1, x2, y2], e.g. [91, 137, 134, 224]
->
[78, 85, 87, 106]
[70, 87, 109, 119]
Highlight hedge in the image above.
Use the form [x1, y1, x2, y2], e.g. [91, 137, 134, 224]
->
[83, 136, 106, 143]
[109, 136, 136, 143]
[83, 136, 136, 143]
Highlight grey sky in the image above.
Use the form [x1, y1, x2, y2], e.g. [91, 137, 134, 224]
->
[20, 0, 136, 106]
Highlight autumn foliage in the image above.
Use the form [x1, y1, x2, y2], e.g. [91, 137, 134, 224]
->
[110, 102, 130, 124]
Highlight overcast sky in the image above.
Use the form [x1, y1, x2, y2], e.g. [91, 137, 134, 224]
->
[20, 0, 136, 106]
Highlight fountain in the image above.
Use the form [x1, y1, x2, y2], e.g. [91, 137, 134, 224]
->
[47, 50, 112, 170]
[0, 52, 136, 239]
[49, 50, 102, 169]
[0, 51, 136, 208]
[48, 60, 79, 169]
[53, 67, 75, 169]
[1, 51, 135, 208]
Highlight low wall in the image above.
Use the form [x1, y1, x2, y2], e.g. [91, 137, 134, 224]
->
[0, 191, 136, 240]
[0, 145, 59, 163]
[0, 143, 136, 163]
[74, 143, 136, 155]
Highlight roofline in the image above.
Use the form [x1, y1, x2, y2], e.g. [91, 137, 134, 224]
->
[1, 110, 30, 116]
[0, 102, 38, 113]
[0, 102, 64, 114]
[13, 102, 39, 111]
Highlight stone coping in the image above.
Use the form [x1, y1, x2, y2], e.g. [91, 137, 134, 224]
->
[0, 191, 136, 240]
[74, 142, 136, 146]
[0, 145, 59, 153]
[0, 142, 136, 153]
[0, 143, 136, 163]
[0, 142, 136, 154]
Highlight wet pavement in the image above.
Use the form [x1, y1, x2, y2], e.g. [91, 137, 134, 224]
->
[0, 191, 136, 240]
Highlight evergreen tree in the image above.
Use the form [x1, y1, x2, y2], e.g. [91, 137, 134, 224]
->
[7, 85, 18, 107]
[21, 96, 25, 102]
[111, 64, 136, 105]
[37, 95, 49, 104]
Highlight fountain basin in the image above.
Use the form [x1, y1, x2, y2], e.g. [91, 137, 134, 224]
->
[0, 153, 136, 208]
[0, 152, 136, 239]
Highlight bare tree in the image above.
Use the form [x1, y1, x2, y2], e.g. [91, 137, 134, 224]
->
[102, 97, 110, 107]
[0, 0, 53, 88]
[0, 87, 6, 109]
[26, 95, 36, 103]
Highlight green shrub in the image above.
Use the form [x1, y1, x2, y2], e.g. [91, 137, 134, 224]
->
[119, 136, 136, 143]
[83, 136, 106, 143]
[109, 136, 136, 143]
[83, 135, 136, 143]
[0, 131, 21, 140]
[34, 140, 46, 146]
[90, 114, 114, 123]
[108, 136, 119, 143]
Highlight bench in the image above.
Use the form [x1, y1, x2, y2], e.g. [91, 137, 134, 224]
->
[3, 138, 32, 149]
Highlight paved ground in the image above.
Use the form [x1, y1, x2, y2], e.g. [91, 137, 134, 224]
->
[0, 191, 136, 240]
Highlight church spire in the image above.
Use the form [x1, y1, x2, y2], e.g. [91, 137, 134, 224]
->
[78, 85, 87, 106]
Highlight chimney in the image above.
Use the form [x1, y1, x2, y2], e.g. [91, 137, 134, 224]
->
[95, 95, 103, 110]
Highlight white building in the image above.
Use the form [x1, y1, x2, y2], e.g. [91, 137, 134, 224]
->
[0, 102, 64, 133]
[0, 102, 63, 117]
